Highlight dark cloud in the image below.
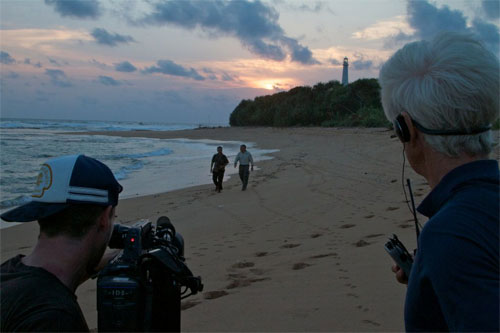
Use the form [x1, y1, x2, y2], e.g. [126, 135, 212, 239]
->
[98, 75, 121, 86]
[44, 0, 101, 19]
[143, 60, 205, 81]
[91, 28, 135, 47]
[472, 18, 500, 51]
[352, 58, 373, 70]
[221, 72, 234, 81]
[34, 62, 43, 68]
[1, 51, 15, 64]
[388, 1, 500, 54]
[407, 1, 468, 40]
[278, 1, 335, 15]
[7, 71, 20, 79]
[89, 59, 109, 69]
[115, 61, 137, 72]
[49, 58, 61, 66]
[140, 0, 318, 65]
[329, 58, 341, 65]
[44, 69, 72, 87]
[482, 0, 499, 20]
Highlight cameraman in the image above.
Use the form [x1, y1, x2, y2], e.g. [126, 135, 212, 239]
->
[379, 32, 499, 331]
[1, 155, 123, 332]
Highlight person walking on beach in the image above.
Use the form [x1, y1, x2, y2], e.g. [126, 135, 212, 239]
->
[210, 146, 229, 193]
[0, 154, 123, 332]
[234, 144, 254, 191]
[379, 32, 499, 332]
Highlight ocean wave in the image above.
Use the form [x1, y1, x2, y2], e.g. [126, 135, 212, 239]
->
[0, 119, 198, 132]
[123, 148, 173, 159]
[113, 161, 144, 180]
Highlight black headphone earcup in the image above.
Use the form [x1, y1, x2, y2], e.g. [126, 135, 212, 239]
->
[395, 115, 411, 142]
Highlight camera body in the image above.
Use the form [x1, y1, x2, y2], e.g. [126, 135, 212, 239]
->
[97, 217, 203, 332]
[384, 234, 414, 278]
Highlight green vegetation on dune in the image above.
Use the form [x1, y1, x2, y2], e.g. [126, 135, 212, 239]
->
[229, 78, 391, 128]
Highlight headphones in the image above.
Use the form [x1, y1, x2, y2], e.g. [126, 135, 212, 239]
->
[393, 114, 492, 143]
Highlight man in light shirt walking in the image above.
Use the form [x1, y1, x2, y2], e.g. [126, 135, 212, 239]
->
[234, 144, 254, 191]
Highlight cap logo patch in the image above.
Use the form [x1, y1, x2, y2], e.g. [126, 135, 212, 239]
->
[32, 164, 53, 198]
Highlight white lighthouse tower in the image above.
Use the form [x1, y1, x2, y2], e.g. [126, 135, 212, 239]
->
[342, 57, 348, 86]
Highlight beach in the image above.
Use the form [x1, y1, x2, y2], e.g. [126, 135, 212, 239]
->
[4, 126, 495, 331]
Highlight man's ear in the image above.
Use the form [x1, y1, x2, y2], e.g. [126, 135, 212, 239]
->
[401, 112, 418, 144]
[97, 206, 113, 231]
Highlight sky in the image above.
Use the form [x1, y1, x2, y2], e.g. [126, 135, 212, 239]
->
[1, 0, 498, 125]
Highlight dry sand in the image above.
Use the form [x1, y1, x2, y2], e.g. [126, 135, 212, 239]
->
[4, 127, 495, 332]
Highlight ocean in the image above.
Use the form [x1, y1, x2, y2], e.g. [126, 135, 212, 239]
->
[0, 118, 277, 227]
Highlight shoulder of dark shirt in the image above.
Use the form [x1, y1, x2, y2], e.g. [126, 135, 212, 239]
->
[6, 308, 89, 332]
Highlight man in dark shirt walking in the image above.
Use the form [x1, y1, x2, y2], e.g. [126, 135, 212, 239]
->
[210, 146, 229, 193]
[1, 154, 123, 332]
[379, 32, 499, 331]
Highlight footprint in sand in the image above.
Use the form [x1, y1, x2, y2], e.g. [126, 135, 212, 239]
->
[231, 261, 255, 269]
[255, 251, 268, 257]
[310, 233, 322, 238]
[354, 240, 370, 247]
[280, 243, 301, 249]
[340, 224, 356, 229]
[364, 233, 384, 239]
[203, 290, 228, 300]
[309, 253, 337, 259]
[226, 277, 270, 289]
[181, 300, 201, 310]
[364, 215, 375, 219]
[292, 262, 310, 270]
[386, 206, 400, 211]
[362, 319, 381, 327]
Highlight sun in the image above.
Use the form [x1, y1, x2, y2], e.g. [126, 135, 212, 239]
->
[264, 83, 274, 90]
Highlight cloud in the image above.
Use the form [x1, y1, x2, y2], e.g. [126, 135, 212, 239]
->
[91, 28, 135, 46]
[140, 0, 318, 65]
[34, 62, 43, 68]
[44, 69, 72, 87]
[352, 58, 373, 70]
[115, 61, 137, 72]
[1, 51, 16, 64]
[386, 1, 499, 54]
[89, 59, 109, 69]
[329, 58, 341, 65]
[7, 71, 20, 79]
[407, 0, 468, 41]
[49, 58, 61, 66]
[24, 58, 31, 64]
[221, 72, 234, 81]
[45, 0, 101, 19]
[98, 75, 121, 86]
[143, 60, 205, 81]
[278, 1, 335, 15]
[482, 0, 499, 20]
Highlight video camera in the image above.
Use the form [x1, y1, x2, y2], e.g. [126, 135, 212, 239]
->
[97, 216, 203, 332]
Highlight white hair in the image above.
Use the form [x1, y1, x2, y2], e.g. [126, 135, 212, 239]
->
[379, 32, 499, 157]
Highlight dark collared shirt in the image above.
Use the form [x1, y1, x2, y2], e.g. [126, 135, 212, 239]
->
[405, 160, 499, 332]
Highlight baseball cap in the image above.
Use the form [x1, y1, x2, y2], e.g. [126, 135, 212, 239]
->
[1, 154, 123, 222]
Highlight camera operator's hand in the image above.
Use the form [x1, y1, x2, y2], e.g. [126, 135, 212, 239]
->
[392, 264, 409, 285]
[82, 249, 120, 283]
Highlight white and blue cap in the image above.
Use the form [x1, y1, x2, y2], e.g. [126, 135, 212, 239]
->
[1, 154, 123, 222]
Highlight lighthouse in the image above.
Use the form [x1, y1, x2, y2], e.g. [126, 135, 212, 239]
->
[342, 57, 348, 86]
